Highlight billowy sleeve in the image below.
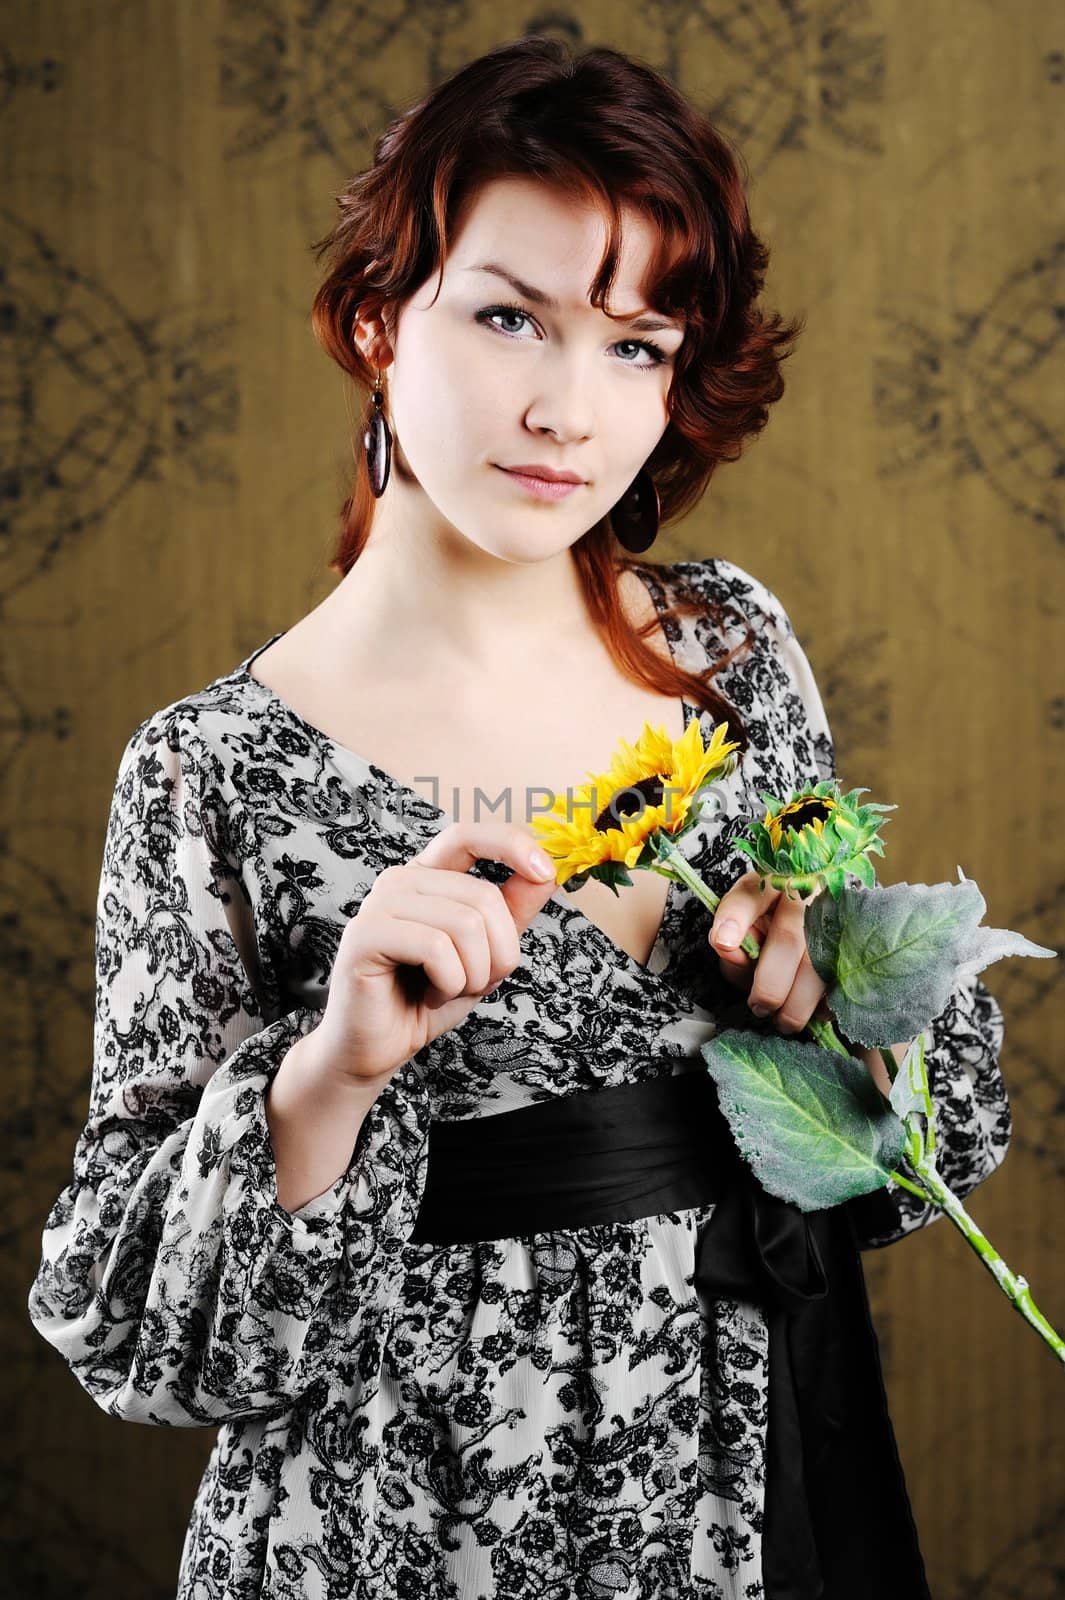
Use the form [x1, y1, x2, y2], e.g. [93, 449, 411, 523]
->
[756, 567, 1013, 1249]
[27, 708, 430, 1425]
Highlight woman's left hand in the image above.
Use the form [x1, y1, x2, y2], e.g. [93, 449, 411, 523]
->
[708, 869, 830, 1036]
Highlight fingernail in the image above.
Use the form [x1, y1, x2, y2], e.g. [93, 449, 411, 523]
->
[750, 1002, 770, 1017]
[715, 920, 739, 948]
[529, 849, 555, 880]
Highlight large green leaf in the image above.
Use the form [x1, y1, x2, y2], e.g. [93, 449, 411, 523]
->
[803, 874, 1057, 1048]
[700, 1030, 909, 1211]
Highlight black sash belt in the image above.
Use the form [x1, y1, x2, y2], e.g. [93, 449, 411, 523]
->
[409, 1069, 932, 1600]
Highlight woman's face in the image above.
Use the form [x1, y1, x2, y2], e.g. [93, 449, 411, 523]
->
[365, 174, 686, 565]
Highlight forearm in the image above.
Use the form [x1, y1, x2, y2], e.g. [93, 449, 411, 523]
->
[266, 1030, 385, 1214]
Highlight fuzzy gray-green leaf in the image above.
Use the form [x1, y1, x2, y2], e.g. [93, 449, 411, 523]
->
[699, 1030, 908, 1212]
[804, 877, 1057, 1047]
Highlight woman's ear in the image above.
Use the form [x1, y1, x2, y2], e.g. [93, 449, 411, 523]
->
[353, 308, 395, 372]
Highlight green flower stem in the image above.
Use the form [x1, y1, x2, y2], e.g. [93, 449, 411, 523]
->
[902, 1157, 1065, 1363]
[650, 833, 1065, 1363]
[650, 833, 724, 915]
[806, 953, 1059, 1359]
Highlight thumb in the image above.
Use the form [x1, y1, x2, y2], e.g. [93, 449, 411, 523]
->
[500, 850, 564, 934]
[710, 869, 781, 954]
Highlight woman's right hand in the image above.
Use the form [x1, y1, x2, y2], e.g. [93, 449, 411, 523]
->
[309, 822, 562, 1089]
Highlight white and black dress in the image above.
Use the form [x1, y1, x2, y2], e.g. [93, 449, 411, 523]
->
[28, 558, 1011, 1599]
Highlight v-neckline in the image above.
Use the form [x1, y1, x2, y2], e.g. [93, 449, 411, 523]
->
[234, 562, 711, 986]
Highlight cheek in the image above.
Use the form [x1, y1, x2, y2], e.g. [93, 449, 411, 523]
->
[391, 335, 504, 461]
[599, 383, 671, 471]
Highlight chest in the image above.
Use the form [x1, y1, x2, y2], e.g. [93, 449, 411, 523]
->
[401, 676, 691, 968]
[251, 651, 689, 969]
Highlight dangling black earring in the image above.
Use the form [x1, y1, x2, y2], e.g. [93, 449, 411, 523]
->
[608, 466, 660, 553]
[364, 367, 392, 497]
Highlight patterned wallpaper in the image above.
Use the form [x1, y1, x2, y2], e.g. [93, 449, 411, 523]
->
[4, 3, 1062, 1595]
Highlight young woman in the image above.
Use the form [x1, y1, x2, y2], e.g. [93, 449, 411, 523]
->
[28, 37, 1010, 1600]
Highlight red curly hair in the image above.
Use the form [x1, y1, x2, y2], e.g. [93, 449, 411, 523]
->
[309, 36, 806, 759]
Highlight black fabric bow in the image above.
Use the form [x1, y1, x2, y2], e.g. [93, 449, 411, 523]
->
[694, 1156, 931, 1600]
[694, 1156, 830, 1313]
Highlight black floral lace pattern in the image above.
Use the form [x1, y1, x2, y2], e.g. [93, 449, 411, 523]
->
[28, 557, 1011, 1599]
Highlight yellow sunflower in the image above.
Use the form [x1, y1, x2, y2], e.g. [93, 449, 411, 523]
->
[530, 716, 741, 894]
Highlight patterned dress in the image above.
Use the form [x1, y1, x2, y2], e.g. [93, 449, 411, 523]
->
[28, 557, 1011, 1600]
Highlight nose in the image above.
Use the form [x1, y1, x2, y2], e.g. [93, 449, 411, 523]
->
[523, 367, 594, 444]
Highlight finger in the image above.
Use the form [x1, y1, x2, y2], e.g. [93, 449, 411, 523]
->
[351, 912, 471, 1006]
[716, 920, 764, 988]
[378, 888, 500, 995]
[709, 871, 781, 955]
[811, 993, 834, 1024]
[719, 959, 754, 992]
[710, 871, 823, 953]
[410, 823, 560, 933]
[747, 902, 824, 1019]
[767, 959, 829, 1036]
[717, 917, 764, 961]
[388, 877, 521, 982]
[744, 891, 809, 1014]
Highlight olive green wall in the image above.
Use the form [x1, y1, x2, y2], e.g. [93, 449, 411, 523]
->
[6, 4, 1062, 1595]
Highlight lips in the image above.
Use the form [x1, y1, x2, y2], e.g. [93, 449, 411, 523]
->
[495, 465, 584, 501]
[497, 464, 586, 484]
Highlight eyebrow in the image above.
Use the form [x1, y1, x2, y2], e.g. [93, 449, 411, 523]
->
[464, 261, 685, 334]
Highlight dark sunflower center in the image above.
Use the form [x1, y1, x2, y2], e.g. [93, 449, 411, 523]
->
[780, 797, 832, 834]
[593, 774, 667, 832]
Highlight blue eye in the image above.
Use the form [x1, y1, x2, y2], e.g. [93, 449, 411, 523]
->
[475, 302, 670, 370]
